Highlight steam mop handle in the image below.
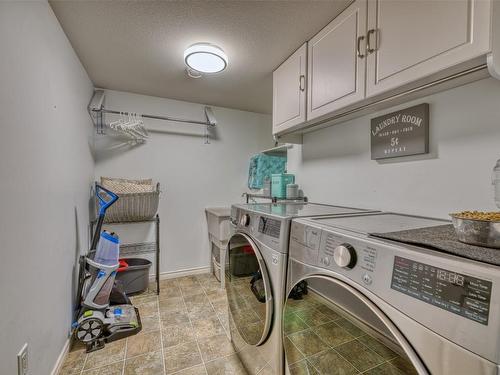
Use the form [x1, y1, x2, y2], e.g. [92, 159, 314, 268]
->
[90, 216, 105, 250]
[91, 184, 119, 250]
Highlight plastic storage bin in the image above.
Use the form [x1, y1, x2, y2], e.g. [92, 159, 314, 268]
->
[212, 256, 222, 282]
[211, 242, 229, 282]
[206, 207, 231, 287]
[206, 207, 231, 245]
[271, 174, 295, 199]
[116, 258, 152, 295]
[212, 242, 222, 264]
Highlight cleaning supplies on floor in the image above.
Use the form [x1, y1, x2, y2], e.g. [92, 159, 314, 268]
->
[248, 154, 286, 189]
[271, 173, 295, 198]
[74, 184, 142, 352]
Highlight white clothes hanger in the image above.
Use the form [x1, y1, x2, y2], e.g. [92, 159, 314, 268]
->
[105, 111, 149, 143]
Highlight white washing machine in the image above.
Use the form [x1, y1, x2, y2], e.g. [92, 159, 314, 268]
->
[225, 203, 377, 374]
[285, 212, 500, 375]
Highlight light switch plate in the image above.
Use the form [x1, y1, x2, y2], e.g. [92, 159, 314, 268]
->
[17, 343, 28, 375]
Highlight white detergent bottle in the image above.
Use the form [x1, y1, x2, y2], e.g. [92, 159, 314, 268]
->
[94, 231, 120, 266]
[493, 159, 500, 209]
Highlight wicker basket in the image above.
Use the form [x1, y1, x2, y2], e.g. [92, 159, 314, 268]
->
[97, 182, 160, 223]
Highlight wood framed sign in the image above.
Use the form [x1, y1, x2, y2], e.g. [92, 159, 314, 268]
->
[371, 103, 429, 160]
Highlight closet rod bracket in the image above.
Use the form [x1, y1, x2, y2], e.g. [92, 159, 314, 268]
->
[88, 89, 217, 129]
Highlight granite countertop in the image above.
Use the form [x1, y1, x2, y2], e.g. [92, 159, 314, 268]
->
[371, 224, 500, 266]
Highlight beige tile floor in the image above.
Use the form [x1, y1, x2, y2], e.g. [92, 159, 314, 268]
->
[60, 273, 248, 375]
[59, 273, 418, 375]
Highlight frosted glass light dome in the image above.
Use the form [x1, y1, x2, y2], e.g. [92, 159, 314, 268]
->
[184, 44, 228, 74]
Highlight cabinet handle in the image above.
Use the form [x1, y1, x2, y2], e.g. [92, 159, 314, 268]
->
[367, 29, 378, 54]
[357, 36, 365, 58]
[299, 75, 305, 92]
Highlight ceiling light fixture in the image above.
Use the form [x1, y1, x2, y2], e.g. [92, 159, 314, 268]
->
[184, 43, 228, 75]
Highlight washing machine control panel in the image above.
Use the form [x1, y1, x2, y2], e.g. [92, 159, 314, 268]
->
[257, 216, 281, 238]
[251, 213, 287, 251]
[231, 206, 288, 252]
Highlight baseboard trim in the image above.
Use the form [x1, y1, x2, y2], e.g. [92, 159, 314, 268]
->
[51, 337, 71, 375]
[148, 266, 211, 281]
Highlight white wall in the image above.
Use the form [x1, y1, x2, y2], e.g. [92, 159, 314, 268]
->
[94, 90, 272, 275]
[288, 78, 500, 219]
[0, 2, 95, 374]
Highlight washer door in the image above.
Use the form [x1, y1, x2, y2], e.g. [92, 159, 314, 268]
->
[226, 232, 273, 346]
[284, 276, 428, 375]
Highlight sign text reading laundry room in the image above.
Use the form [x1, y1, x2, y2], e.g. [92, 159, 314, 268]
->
[370, 103, 429, 160]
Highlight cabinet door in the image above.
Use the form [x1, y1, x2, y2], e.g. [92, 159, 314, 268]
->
[273, 43, 307, 134]
[307, 0, 367, 121]
[366, 0, 491, 97]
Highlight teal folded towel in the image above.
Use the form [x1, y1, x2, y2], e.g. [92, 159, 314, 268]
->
[248, 154, 287, 189]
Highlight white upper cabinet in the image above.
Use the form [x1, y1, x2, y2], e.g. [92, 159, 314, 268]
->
[272, 0, 496, 137]
[365, 0, 491, 97]
[272, 43, 307, 134]
[307, 0, 367, 121]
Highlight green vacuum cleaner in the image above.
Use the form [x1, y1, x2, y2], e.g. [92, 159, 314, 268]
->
[72, 184, 142, 352]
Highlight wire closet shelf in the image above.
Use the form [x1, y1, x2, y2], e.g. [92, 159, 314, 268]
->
[88, 90, 217, 144]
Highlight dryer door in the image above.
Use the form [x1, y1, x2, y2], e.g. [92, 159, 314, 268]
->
[226, 232, 273, 346]
[284, 275, 428, 375]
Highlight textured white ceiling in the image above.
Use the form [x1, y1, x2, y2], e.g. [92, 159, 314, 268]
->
[50, 1, 351, 114]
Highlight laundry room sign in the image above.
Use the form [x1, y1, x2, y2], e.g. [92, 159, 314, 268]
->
[370, 103, 429, 160]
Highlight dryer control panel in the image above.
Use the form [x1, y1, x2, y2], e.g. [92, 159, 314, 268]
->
[391, 256, 492, 325]
[318, 231, 377, 276]
[290, 220, 379, 287]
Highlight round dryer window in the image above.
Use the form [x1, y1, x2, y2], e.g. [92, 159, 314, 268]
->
[283, 276, 428, 375]
[225, 233, 273, 346]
